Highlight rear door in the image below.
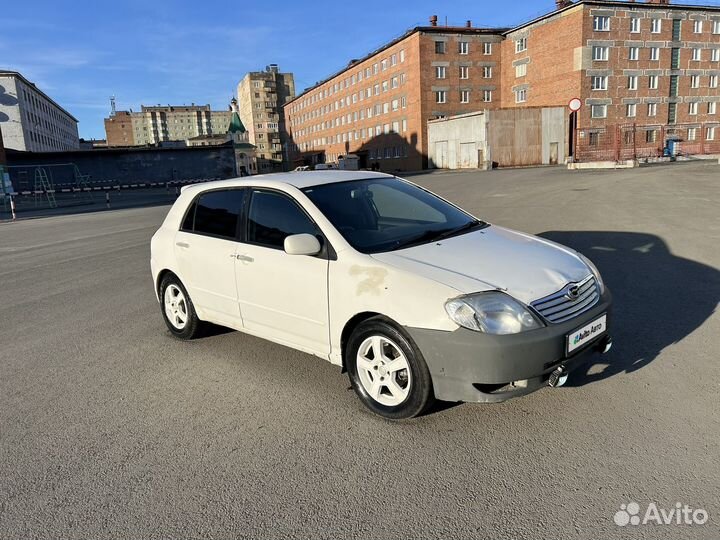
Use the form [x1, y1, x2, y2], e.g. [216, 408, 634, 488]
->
[174, 188, 246, 326]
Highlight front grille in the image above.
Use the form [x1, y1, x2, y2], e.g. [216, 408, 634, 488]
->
[531, 275, 599, 324]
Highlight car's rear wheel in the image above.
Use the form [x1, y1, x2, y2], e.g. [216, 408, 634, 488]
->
[347, 318, 434, 419]
[160, 274, 201, 339]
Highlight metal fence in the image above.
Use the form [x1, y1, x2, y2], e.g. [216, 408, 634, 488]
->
[575, 123, 720, 163]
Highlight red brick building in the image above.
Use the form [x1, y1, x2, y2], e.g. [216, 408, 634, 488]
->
[285, 0, 720, 170]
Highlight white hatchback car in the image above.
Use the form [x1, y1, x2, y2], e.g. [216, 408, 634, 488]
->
[151, 171, 612, 419]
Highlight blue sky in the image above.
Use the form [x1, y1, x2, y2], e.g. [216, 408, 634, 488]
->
[2, 0, 717, 139]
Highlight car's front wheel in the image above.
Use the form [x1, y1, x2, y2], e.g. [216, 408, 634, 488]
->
[159, 274, 202, 339]
[347, 318, 434, 419]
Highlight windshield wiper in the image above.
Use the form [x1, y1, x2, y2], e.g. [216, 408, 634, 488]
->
[389, 220, 484, 251]
[432, 220, 484, 242]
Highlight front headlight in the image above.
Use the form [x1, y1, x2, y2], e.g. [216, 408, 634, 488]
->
[445, 292, 544, 335]
[578, 253, 605, 294]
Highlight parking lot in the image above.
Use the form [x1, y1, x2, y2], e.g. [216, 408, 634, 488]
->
[1, 162, 718, 539]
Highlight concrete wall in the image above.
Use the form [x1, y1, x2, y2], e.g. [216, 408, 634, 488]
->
[427, 111, 487, 169]
[427, 106, 566, 169]
[5, 144, 237, 189]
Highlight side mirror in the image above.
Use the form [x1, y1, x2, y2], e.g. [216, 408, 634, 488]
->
[284, 233, 321, 256]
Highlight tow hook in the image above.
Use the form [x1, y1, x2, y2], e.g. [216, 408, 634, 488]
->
[548, 366, 569, 388]
[598, 335, 613, 354]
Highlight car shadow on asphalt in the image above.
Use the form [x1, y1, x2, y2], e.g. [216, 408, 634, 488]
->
[538, 231, 720, 387]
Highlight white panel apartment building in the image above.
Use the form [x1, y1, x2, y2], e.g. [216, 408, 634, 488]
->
[0, 71, 80, 152]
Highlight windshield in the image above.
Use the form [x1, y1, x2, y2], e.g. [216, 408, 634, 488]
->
[302, 177, 487, 254]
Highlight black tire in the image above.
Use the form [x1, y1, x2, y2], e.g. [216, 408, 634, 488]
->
[346, 318, 435, 419]
[159, 274, 202, 340]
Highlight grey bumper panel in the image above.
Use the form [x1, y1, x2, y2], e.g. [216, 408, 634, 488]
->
[406, 290, 612, 403]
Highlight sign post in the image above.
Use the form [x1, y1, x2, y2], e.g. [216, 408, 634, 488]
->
[568, 98, 582, 161]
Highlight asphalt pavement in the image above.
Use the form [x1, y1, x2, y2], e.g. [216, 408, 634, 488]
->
[0, 162, 718, 539]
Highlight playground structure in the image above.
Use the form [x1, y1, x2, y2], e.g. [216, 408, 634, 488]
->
[2, 162, 93, 210]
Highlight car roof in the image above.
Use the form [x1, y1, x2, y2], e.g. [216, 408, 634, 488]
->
[181, 170, 394, 195]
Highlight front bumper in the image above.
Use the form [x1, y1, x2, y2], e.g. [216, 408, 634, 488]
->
[406, 289, 612, 403]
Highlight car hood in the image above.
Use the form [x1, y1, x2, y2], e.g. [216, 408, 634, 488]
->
[371, 225, 591, 305]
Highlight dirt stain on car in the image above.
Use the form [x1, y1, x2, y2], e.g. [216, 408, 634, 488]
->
[349, 266, 388, 296]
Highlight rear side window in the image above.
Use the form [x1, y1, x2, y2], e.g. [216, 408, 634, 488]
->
[247, 190, 318, 249]
[184, 189, 245, 240]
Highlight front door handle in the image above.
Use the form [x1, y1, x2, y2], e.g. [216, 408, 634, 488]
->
[230, 254, 254, 262]
[176, 241, 190, 248]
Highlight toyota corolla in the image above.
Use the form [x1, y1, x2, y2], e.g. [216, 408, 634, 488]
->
[150, 171, 612, 419]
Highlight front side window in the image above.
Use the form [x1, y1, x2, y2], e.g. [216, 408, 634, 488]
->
[247, 190, 319, 249]
[303, 177, 484, 254]
[184, 189, 246, 240]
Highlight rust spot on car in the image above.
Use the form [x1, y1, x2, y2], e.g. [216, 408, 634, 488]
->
[349, 266, 388, 296]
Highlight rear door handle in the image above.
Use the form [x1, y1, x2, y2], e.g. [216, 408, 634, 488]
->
[235, 254, 254, 263]
[176, 241, 190, 248]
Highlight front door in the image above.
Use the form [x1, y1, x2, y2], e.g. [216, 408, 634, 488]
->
[235, 189, 330, 356]
[174, 188, 246, 326]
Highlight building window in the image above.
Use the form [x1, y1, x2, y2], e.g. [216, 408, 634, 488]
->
[691, 75, 700, 89]
[626, 103, 637, 118]
[650, 47, 660, 61]
[628, 76, 638, 90]
[591, 104, 607, 118]
[651, 19, 662, 33]
[706, 126, 716, 140]
[483, 66, 492, 78]
[593, 46, 609, 61]
[710, 75, 719, 88]
[460, 90, 470, 103]
[646, 130, 658, 143]
[401, 96, 406, 108]
[435, 90, 446, 104]
[629, 47, 639, 61]
[459, 41, 469, 55]
[592, 76, 608, 91]
[631, 17, 641, 33]
[483, 90, 493, 102]
[484, 42, 492, 55]
[515, 63, 527, 78]
[648, 103, 657, 117]
[460, 66, 469, 79]
[402, 119, 407, 132]
[382, 81, 388, 92]
[515, 37, 527, 53]
[400, 49, 406, 62]
[594, 16, 610, 32]
[688, 128, 697, 141]
[689, 102, 699, 115]
[714, 21, 720, 34]
[693, 20, 703, 33]
[712, 49, 720, 62]
[435, 66, 446, 79]
[515, 89, 527, 103]
[692, 48, 702, 61]
[709, 102, 717, 115]
[649, 75, 659, 90]
[381, 59, 388, 71]
[435, 41, 446, 54]
[391, 54, 397, 66]
[589, 132, 600, 146]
